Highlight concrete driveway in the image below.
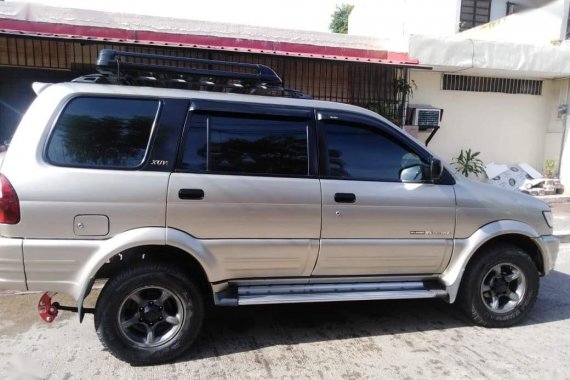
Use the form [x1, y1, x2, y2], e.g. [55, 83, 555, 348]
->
[1, 246, 569, 380]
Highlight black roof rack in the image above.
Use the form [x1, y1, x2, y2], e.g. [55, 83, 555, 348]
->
[71, 49, 312, 99]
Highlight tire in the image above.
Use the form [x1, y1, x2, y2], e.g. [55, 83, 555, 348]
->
[458, 244, 539, 327]
[94, 262, 204, 365]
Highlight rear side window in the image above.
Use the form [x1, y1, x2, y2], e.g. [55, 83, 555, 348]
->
[47, 97, 159, 169]
[180, 114, 309, 176]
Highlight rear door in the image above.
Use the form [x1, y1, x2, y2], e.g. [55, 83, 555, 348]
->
[167, 100, 322, 280]
[312, 110, 456, 276]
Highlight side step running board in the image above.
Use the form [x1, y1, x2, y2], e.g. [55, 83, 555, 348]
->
[215, 281, 447, 306]
[239, 289, 445, 305]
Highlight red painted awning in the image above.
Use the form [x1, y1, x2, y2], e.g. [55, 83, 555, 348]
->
[0, 19, 426, 67]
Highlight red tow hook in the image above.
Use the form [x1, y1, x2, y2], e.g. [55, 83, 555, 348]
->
[38, 292, 59, 323]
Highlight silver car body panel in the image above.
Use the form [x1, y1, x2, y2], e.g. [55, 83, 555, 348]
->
[453, 177, 552, 238]
[167, 173, 322, 239]
[312, 239, 453, 276]
[320, 180, 456, 239]
[199, 239, 319, 278]
[16, 221, 558, 306]
[1, 87, 169, 240]
[0, 237, 26, 290]
[316, 179, 456, 275]
[23, 226, 318, 302]
[166, 228, 320, 280]
[25, 227, 167, 299]
[4, 167, 169, 239]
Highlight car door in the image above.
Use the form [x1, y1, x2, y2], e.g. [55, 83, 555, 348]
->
[312, 110, 456, 276]
[167, 100, 322, 280]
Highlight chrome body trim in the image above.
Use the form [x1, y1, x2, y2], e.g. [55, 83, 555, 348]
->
[238, 289, 445, 305]
[238, 281, 426, 296]
[228, 274, 439, 287]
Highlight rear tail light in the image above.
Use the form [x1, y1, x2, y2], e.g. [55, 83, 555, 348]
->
[0, 174, 20, 224]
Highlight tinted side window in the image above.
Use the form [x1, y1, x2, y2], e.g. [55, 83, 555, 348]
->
[47, 97, 159, 169]
[323, 122, 424, 181]
[180, 115, 309, 176]
[180, 114, 208, 172]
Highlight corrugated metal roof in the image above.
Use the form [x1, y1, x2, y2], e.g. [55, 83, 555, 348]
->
[0, 2, 428, 68]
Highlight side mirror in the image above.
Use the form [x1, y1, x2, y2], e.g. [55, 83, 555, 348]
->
[399, 164, 423, 182]
[430, 158, 443, 182]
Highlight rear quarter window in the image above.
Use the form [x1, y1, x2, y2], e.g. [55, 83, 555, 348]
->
[46, 97, 159, 169]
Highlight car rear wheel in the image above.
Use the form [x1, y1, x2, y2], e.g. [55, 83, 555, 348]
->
[458, 244, 539, 327]
[94, 262, 204, 365]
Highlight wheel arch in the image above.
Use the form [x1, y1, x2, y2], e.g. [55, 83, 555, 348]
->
[471, 234, 543, 274]
[442, 220, 545, 303]
[74, 227, 218, 322]
[94, 245, 212, 295]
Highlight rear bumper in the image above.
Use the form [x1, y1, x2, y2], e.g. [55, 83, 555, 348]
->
[0, 237, 26, 291]
[535, 235, 559, 275]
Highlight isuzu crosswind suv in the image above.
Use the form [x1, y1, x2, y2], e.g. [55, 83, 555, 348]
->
[0, 50, 559, 364]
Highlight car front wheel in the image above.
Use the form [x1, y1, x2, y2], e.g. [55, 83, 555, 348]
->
[459, 244, 539, 327]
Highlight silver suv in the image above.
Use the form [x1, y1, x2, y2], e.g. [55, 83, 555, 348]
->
[0, 50, 559, 365]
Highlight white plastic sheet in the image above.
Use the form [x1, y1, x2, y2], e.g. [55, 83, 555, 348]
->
[485, 163, 543, 192]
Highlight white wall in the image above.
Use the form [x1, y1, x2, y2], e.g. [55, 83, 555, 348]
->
[349, 0, 564, 44]
[410, 70, 557, 172]
[349, 0, 460, 43]
[460, 0, 567, 44]
[544, 79, 567, 176]
[555, 79, 570, 187]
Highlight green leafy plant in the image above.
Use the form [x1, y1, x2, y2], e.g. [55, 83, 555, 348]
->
[367, 103, 399, 124]
[545, 159, 556, 178]
[396, 78, 417, 126]
[394, 78, 417, 98]
[329, 4, 354, 34]
[451, 149, 485, 177]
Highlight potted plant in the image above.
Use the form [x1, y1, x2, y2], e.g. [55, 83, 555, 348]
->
[451, 149, 486, 178]
[544, 159, 556, 178]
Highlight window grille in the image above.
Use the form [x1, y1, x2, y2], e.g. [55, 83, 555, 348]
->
[442, 74, 543, 95]
[459, 0, 491, 31]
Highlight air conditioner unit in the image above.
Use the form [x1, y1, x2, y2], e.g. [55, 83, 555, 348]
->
[406, 105, 443, 130]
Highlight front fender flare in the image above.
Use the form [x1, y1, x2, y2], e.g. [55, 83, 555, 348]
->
[442, 220, 540, 303]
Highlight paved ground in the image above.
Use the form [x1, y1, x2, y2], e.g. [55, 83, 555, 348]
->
[1, 244, 570, 380]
